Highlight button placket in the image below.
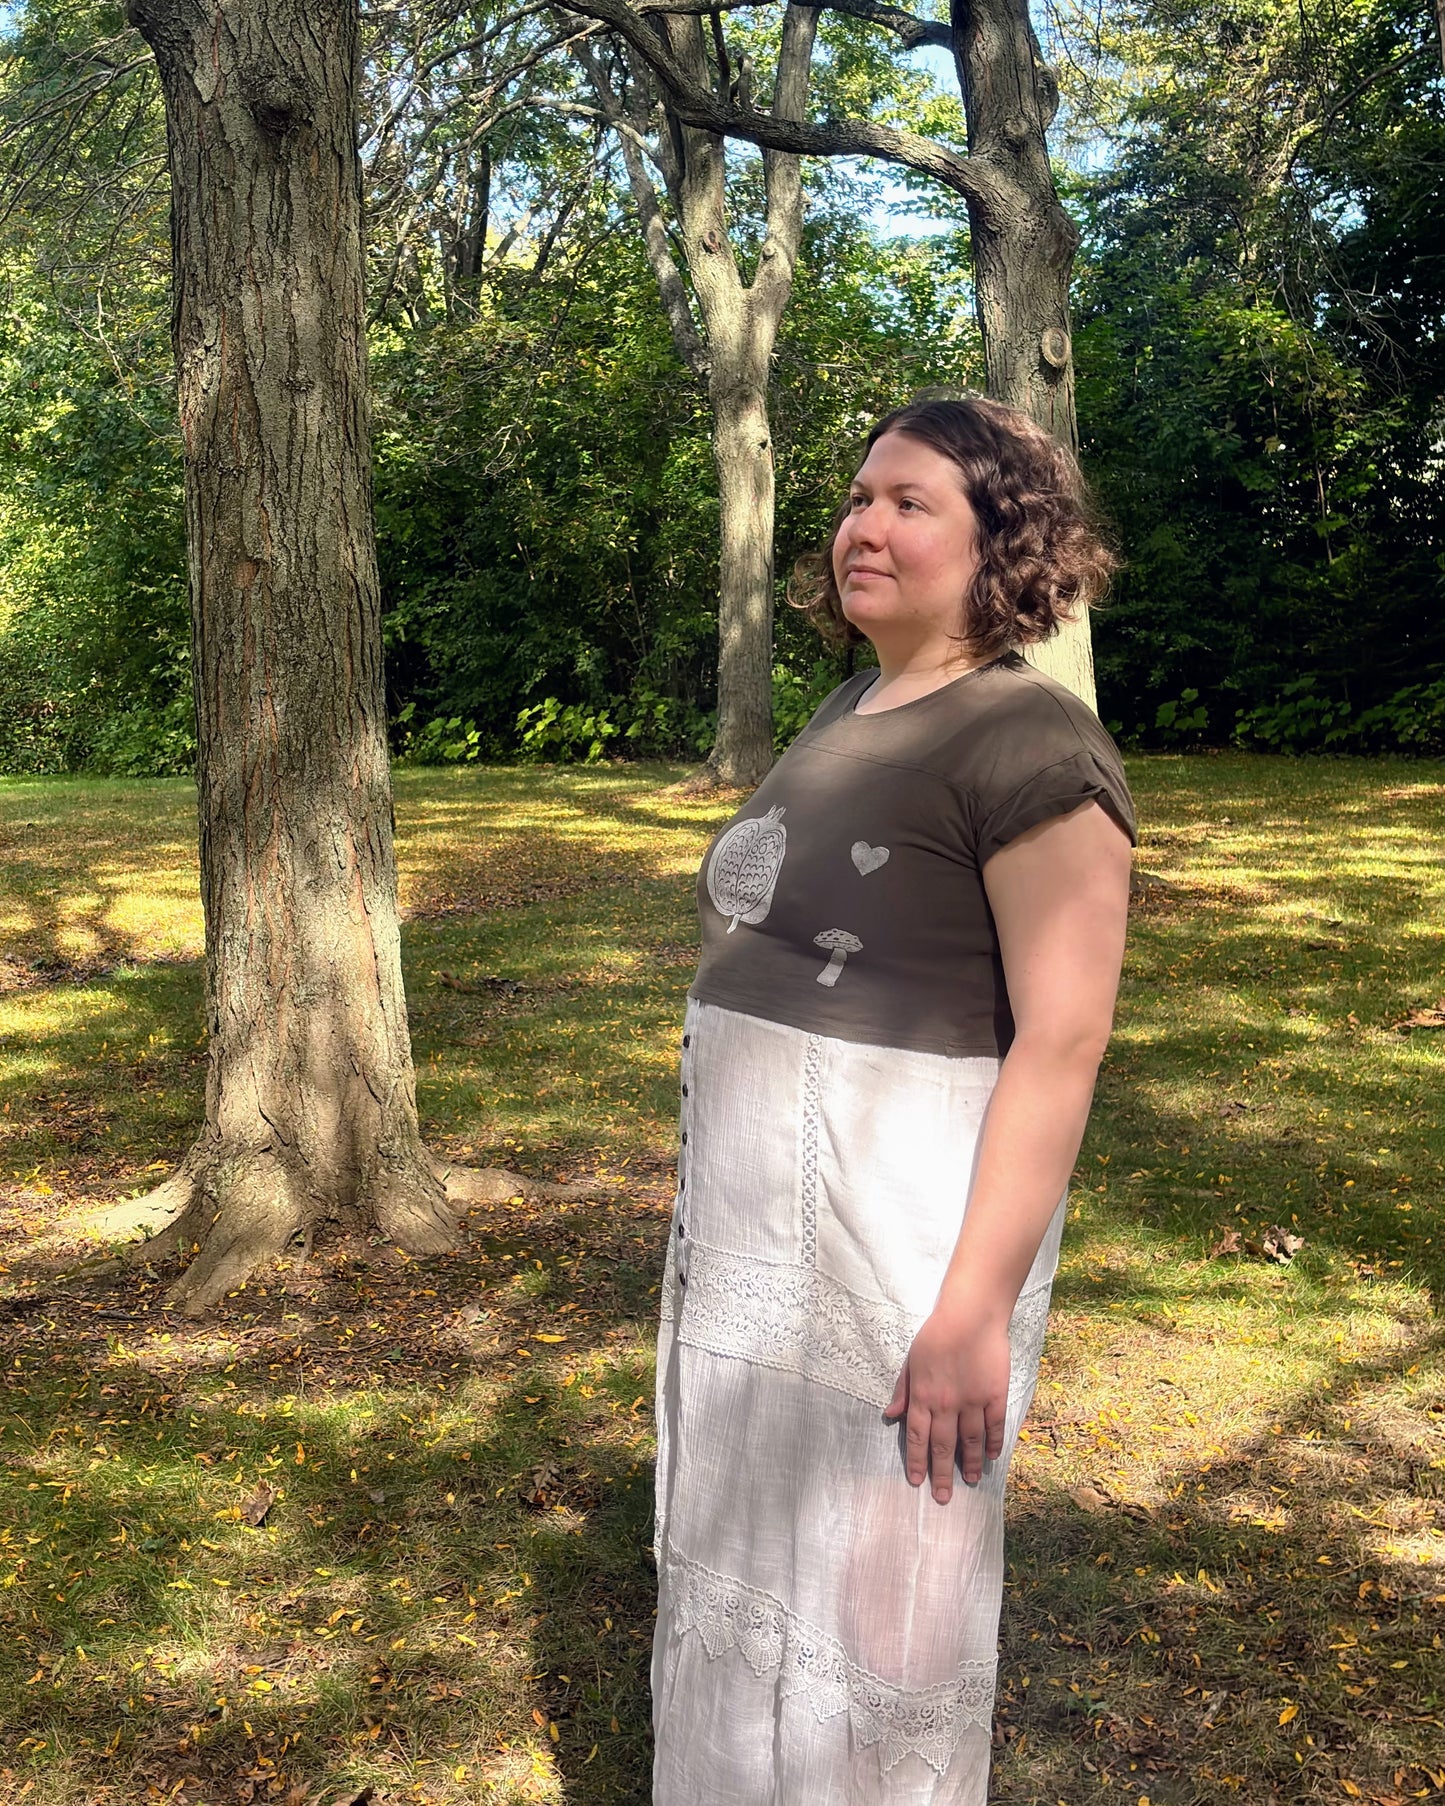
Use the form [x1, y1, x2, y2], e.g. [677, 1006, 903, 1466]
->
[675, 1024, 693, 1287]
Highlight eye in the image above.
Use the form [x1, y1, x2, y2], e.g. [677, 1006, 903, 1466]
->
[897, 496, 923, 513]
[847, 492, 868, 510]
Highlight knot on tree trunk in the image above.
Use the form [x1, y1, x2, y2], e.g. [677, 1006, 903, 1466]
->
[242, 66, 317, 136]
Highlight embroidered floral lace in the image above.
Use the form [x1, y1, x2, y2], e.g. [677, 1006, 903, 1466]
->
[668, 1550, 997, 1775]
[663, 1236, 1053, 1411]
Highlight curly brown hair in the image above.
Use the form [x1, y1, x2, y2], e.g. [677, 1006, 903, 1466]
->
[787, 395, 1119, 655]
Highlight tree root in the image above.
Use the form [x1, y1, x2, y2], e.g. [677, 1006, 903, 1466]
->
[83, 1156, 202, 1256]
[436, 1161, 609, 1208]
[162, 1155, 307, 1316]
[679, 765, 736, 797]
[372, 1157, 462, 1256]
[102, 1141, 611, 1316]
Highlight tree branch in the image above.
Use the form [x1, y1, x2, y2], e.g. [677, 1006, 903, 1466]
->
[633, 0, 950, 44]
[558, 0, 990, 203]
[1283, 39, 1435, 177]
[762, 3, 817, 258]
[570, 40, 708, 375]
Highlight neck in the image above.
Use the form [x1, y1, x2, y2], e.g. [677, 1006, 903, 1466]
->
[863, 631, 993, 705]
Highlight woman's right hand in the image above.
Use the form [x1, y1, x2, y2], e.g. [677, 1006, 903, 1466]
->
[883, 1297, 1012, 1501]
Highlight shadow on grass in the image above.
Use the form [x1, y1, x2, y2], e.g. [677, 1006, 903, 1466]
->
[992, 1317, 1445, 1806]
[9, 1201, 1436, 1805]
[1, 1187, 670, 1803]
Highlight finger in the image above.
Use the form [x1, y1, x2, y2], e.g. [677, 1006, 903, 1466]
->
[958, 1404, 988, 1485]
[984, 1399, 1007, 1464]
[883, 1363, 909, 1423]
[905, 1403, 931, 1487]
[930, 1416, 958, 1504]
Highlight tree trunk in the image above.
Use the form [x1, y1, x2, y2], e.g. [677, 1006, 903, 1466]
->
[952, 0, 1097, 709]
[709, 356, 778, 786]
[583, 6, 816, 787]
[125, 0, 455, 1313]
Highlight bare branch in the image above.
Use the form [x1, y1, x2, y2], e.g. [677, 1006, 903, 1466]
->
[785, 0, 948, 49]
[630, 0, 950, 41]
[570, 39, 707, 374]
[762, 3, 818, 255]
[558, 0, 989, 202]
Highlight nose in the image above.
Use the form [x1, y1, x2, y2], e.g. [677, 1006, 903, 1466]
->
[843, 499, 884, 551]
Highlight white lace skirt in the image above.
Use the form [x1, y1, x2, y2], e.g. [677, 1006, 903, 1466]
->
[652, 1000, 1064, 1805]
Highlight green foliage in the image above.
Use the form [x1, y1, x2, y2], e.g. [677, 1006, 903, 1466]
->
[1075, 0, 1445, 750]
[1233, 675, 1445, 754]
[372, 176, 973, 765]
[87, 682, 196, 777]
[1151, 688, 1209, 746]
[2, 0, 1439, 771]
[771, 659, 853, 752]
[516, 697, 620, 764]
[391, 703, 484, 766]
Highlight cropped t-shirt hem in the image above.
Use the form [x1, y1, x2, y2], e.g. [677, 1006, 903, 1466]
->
[685, 984, 1010, 1062]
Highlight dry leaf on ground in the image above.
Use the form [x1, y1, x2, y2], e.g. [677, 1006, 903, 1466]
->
[1260, 1225, 1305, 1263]
[241, 1480, 277, 1527]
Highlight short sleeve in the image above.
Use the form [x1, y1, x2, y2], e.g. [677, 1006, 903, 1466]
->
[975, 747, 1138, 867]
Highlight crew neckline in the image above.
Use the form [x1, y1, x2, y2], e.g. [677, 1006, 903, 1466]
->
[849, 651, 1018, 718]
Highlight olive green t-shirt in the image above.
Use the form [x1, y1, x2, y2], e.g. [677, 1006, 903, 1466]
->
[689, 651, 1138, 1058]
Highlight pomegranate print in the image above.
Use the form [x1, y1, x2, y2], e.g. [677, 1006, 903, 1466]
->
[707, 806, 788, 933]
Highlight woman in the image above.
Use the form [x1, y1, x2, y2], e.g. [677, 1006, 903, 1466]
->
[652, 396, 1136, 1804]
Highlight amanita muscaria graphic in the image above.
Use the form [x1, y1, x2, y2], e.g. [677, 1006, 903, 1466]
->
[707, 806, 788, 932]
[813, 929, 862, 986]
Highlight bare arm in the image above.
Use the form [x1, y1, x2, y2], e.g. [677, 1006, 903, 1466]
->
[884, 796, 1132, 1501]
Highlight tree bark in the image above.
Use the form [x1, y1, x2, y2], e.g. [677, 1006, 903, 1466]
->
[123, 0, 457, 1313]
[708, 345, 779, 785]
[952, 0, 1096, 707]
[582, 5, 818, 786]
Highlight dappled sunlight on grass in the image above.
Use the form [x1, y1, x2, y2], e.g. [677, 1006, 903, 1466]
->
[0, 753, 1442, 1802]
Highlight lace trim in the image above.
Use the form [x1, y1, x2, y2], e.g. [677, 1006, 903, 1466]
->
[672, 1239, 913, 1405]
[1007, 1280, 1052, 1381]
[666, 1239, 1052, 1410]
[800, 1035, 822, 1266]
[666, 1551, 995, 1775]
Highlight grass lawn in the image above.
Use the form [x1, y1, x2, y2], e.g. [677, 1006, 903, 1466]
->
[0, 755, 1441, 1806]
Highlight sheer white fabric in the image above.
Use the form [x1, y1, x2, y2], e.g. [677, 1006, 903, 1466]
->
[653, 1000, 1065, 1804]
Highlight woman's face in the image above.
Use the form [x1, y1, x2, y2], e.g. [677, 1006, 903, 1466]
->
[831, 430, 980, 649]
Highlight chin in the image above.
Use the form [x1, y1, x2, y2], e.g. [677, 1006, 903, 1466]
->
[840, 596, 897, 636]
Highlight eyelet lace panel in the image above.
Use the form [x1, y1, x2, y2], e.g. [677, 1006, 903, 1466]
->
[671, 1238, 913, 1406]
[664, 1238, 1053, 1410]
[667, 1551, 996, 1775]
[800, 1034, 822, 1266]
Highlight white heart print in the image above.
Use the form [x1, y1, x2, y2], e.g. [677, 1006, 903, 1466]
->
[851, 841, 890, 876]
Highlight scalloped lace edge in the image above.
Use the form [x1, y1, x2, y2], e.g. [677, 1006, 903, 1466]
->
[664, 1550, 996, 1775]
[662, 1239, 1052, 1411]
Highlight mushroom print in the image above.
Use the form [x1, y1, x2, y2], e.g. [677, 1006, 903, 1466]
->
[813, 929, 862, 987]
[707, 806, 788, 933]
